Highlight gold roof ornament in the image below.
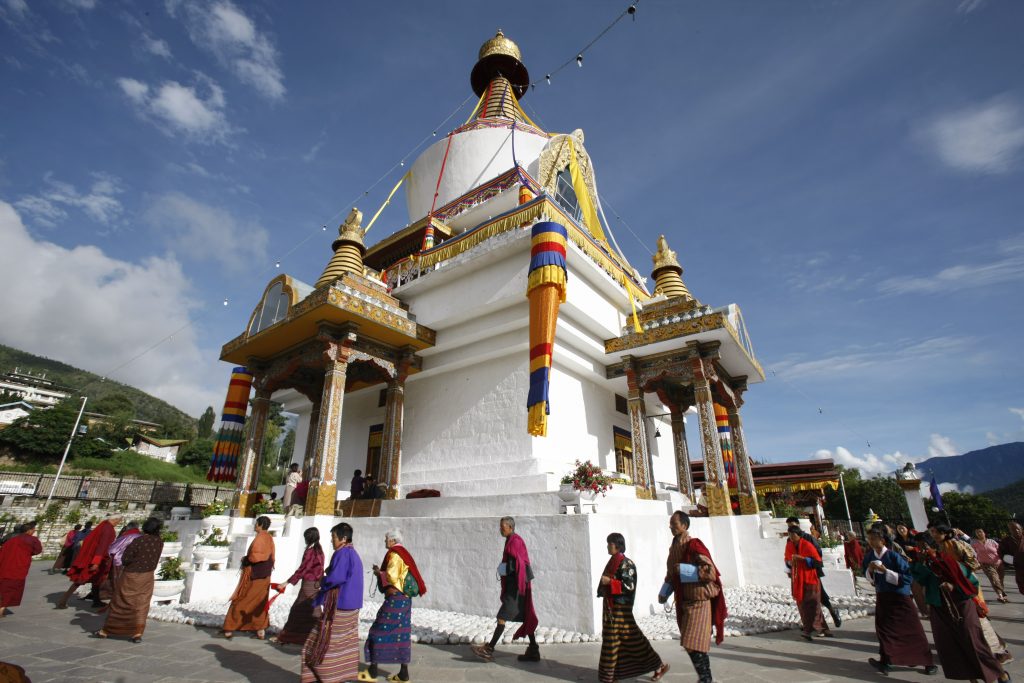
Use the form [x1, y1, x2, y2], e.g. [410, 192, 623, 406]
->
[315, 208, 367, 288]
[651, 234, 698, 304]
[471, 29, 530, 100]
[478, 29, 522, 62]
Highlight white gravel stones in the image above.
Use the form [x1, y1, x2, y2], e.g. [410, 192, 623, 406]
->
[147, 584, 876, 644]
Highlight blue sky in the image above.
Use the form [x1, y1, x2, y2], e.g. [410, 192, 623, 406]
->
[1, 0, 1022, 478]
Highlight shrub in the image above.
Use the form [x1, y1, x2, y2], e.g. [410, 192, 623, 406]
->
[201, 499, 228, 518]
[250, 498, 282, 516]
[160, 529, 179, 542]
[560, 460, 614, 497]
[63, 507, 82, 525]
[158, 556, 186, 581]
[197, 527, 230, 546]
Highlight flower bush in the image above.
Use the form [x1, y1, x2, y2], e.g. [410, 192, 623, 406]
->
[200, 499, 228, 518]
[250, 498, 282, 516]
[560, 460, 614, 497]
[160, 529, 179, 542]
[158, 556, 186, 581]
[197, 527, 230, 547]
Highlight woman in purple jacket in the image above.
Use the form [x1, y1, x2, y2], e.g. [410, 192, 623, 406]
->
[301, 522, 363, 683]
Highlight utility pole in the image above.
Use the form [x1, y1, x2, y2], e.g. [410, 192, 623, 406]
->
[46, 396, 88, 506]
[839, 470, 853, 533]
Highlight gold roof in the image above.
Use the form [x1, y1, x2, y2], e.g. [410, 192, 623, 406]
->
[652, 234, 681, 273]
[478, 29, 521, 62]
[336, 208, 365, 249]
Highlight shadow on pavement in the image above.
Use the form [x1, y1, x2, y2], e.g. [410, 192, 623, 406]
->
[445, 643, 610, 682]
[202, 643, 296, 681]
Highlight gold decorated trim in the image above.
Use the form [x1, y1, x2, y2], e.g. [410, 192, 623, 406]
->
[756, 480, 839, 495]
[417, 196, 648, 300]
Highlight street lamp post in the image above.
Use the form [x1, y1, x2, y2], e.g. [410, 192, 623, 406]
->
[839, 471, 853, 533]
[46, 396, 88, 506]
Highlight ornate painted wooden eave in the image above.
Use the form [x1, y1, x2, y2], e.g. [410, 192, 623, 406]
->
[220, 273, 436, 365]
[690, 458, 840, 495]
[604, 297, 764, 384]
[363, 216, 453, 273]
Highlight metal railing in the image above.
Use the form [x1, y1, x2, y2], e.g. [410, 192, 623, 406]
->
[0, 471, 232, 507]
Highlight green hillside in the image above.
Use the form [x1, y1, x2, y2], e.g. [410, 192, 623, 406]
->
[0, 343, 197, 426]
[983, 477, 1024, 519]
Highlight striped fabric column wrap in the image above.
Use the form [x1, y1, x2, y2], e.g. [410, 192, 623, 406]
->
[714, 403, 737, 488]
[206, 367, 253, 482]
[526, 221, 568, 437]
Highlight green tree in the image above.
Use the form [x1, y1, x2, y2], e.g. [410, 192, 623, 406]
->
[177, 437, 215, 469]
[277, 428, 296, 469]
[197, 406, 217, 438]
[0, 398, 79, 459]
[92, 393, 135, 419]
[258, 401, 287, 476]
[925, 491, 1012, 536]
[72, 436, 115, 459]
[824, 466, 910, 523]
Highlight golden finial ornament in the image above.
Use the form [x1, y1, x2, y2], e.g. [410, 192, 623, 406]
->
[651, 234, 697, 303]
[471, 30, 530, 100]
[315, 208, 367, 288]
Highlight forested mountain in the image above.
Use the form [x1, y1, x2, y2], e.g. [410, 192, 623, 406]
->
[916, 442, 1024, 493]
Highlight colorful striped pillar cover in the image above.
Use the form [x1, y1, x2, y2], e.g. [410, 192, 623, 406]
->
[206, 367, 253, 482]
[526, 221, 568, 437]
[714, 402, 738, 489]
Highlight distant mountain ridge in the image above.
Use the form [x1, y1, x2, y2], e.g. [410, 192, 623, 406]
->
[0, 343, 196, 425]
[916, 442, 1024, 494]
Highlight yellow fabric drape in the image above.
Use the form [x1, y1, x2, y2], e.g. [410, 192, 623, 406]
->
[566, 138, 605, 243]
[364, 171, 411, 235]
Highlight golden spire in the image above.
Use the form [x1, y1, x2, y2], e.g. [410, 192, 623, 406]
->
[316, 208, 366, 288]
[651, 235, 698, 304]
[471, 30, 530, 103]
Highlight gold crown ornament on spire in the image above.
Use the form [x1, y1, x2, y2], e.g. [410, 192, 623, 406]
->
[471, 29, 530, 100]
[651, 235, 698, 305]
[315, 208, 366, 288]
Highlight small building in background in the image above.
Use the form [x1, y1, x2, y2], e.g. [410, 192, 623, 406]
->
[131, 434, 188, 463]
[0, 401, 35, 429]
[0, 368, 71, 407]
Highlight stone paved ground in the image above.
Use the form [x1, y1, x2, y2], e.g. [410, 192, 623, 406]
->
[0, 566, 1020, 682]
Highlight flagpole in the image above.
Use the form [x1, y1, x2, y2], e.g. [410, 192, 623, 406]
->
[46, 396, 88, 506]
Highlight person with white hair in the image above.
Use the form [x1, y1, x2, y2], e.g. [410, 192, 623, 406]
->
[361, 528, 426, 682]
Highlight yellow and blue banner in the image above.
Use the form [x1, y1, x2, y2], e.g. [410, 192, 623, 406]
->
[526, 221, 568, 437]
[207, 366, 253, 482]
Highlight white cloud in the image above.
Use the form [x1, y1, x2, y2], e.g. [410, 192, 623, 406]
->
[63, 0, 96, 9]
[927, 433, 958, 458]
[171, 0, 285, 100]
[144, 192, 268, 273]
[142, 34, 172, 59]
[1010, 407, 1024, 422]
[879, 235, 1024, 295]
[986, 431, 1000, 445]
[812, 446, 913, 479]
[118, 75, 231, 141]
[0, 200, 222, 415]
[924, 481, 974, 496]
[772, 336, 971, 381]
[957, 0, 986, 13]
[923, 95, 1024, 174]
[3, 0, 29, 18]
[15, 172, 123, 228]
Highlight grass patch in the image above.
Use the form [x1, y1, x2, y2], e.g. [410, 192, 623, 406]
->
[2, 450, 212, 484]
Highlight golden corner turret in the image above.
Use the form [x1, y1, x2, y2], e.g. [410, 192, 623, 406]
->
[651, 234, 699, 306]
[315, 208, 366, 288]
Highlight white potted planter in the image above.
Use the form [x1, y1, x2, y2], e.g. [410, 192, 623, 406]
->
[192, 545, 231, 570]
[200, 515, 230, 533]
[151, 579, 185, 603]
[169, 506, 191, 521]
[161, 541, 183, 558]
[557, 484, 578, 504]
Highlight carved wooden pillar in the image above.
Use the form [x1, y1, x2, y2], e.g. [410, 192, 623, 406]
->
[729, 405, 759, 514]
[692, 359, 731, 516]
[379, 378, 405, 499]
[304, 338, 351, 516]
[301, 400, 321, 482]
[625, 357, 654, 498]
[670, 407, 694, 501]
[235, 380, 270, 516]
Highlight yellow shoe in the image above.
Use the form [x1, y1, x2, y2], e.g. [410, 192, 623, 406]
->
[357, 671, 377, 682]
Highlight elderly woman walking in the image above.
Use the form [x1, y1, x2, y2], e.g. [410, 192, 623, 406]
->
[361, 528, 427, 682]
[223, 515, 275, 640]
[598, 532, 669, 683]
[303, 522, 363, 683]
[272, 527, 325, 645]
[93, 517, 164, 642]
